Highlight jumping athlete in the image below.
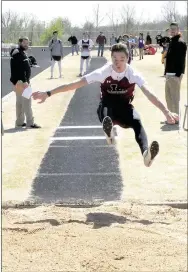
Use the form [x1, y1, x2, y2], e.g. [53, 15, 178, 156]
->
[30, 43, 178, 167]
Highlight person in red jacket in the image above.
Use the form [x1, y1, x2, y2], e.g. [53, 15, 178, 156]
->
[96, 32, 107, 57]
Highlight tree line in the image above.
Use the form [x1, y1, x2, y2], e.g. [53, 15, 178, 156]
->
[2, 1, 187, 46]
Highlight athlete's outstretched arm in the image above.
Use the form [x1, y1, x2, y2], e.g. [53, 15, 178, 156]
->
[140, 84, 178, 124]
[32, 78, 88, 103]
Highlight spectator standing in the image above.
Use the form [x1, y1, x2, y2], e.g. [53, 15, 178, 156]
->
[49, 31, 63, 78]
[96, 31, 107, 57]
[68, 34, 79, 56]
[146, 32, 152, 45]
[116, 35, 123, 43]
[165, 22, 187, 119]
[10, 37, 40, 128]
[138, 33, 145, 60]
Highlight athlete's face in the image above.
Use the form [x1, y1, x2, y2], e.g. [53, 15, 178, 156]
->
[111, 51, 127, 72]
[83, 33, 88, 40]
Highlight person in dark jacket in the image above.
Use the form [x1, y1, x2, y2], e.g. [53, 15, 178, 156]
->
[96, 32, 107, 57]
[116, 35, 124, 43]
[10, 37, 40, 128]
[155, 33, 163, 46]
[165, 22, 187, 120]
[146, 32, 152, 45]
[68, 35, 79, 56]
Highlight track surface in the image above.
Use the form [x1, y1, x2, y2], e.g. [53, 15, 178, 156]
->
[30, 57, 123, 204]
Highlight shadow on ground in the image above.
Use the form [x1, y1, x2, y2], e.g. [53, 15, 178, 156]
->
[11, 212, 170, 230]
[86, 212, 170, 229]
[160, 124, 179, 131]
[3, 128, 28, 134]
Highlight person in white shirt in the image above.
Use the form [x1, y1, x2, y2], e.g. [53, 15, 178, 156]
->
[31, 43, 178, 167]
[77, 32, 94, 76]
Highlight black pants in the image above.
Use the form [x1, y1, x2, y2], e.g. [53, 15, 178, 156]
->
[97, 102, 148, 154]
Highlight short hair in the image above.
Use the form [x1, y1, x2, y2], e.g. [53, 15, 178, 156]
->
[111, 43, 129, 58]
[18, 37, 29, 43]
[123, 34, 129, 38]
[53, 31, 58, 35]
[170, 22, 179, 27]
[166, 28, 170, 31]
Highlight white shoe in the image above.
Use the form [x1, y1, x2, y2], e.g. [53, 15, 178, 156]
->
[102, 116, 114, 145]
[143, 141, 159, 167]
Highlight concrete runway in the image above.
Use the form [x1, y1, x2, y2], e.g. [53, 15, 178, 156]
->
[30, 57, 123, 205]
[1, 46, 72, 98]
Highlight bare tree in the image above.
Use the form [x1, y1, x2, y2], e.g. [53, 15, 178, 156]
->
[120, 4, 136, 34]
[2, 10, 45, 44]
[83, 20, 95, 32]
[92, 3, 105, 30]
[161, 1, 179, 23]
[106, 8, 119, 35]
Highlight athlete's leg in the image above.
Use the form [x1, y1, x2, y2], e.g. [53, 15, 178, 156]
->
[114, 104, 159, 167]
[51, 58, 56, 78]
[58, 60, 62, 77]
[139, 48, 141, 60]
[117, 104, 148, 154]
[86, 57, 90, 73]
[80, 57, 84, 75]
[97, 102, 115, 144]
[141, 48, 144, 59]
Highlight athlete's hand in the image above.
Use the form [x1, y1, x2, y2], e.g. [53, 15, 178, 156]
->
[32, 91, 48, 104]
[165, 111, 179, 124]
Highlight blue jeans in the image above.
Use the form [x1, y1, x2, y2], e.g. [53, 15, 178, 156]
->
[72, 44, 78, 55]
[98, 44, 104, 56]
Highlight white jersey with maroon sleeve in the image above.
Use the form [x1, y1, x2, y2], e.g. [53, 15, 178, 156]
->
[84, 62, 146, 105]
[78, 39, 94, 57]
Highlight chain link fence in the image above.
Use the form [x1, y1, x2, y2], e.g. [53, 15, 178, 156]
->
[2, 29, 187, 56]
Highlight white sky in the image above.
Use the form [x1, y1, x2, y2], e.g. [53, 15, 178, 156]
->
[2, 1, 187, 27]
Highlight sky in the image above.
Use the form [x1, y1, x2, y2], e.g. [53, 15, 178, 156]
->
[2, 1, 187, 27]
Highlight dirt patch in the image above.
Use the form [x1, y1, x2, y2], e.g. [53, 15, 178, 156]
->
[2, 202, 187, 272]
